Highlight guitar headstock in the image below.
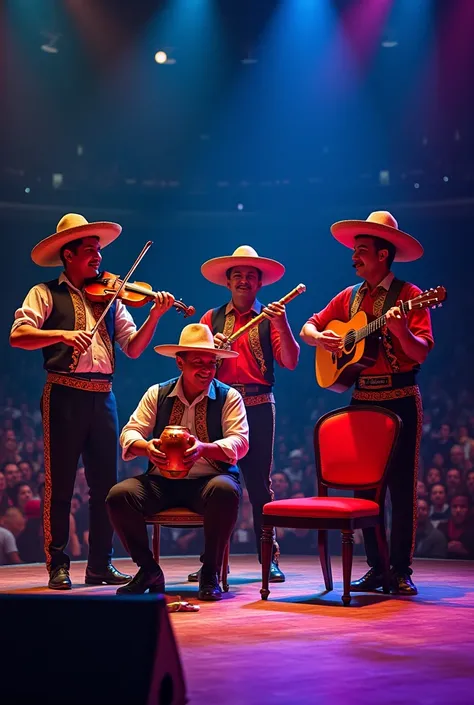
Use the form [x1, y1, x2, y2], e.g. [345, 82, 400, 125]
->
[409, 286, 447, 311]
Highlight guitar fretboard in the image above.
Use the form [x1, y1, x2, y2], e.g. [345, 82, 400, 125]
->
[346, 301, 410, 345]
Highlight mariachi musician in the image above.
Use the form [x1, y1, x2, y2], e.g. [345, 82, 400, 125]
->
[10, 213, 176, 590]
[186, 246, 301, 584]
[301, 211, 434, 596]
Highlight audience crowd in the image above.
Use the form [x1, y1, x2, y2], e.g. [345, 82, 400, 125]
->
[2, 368, 474, 566]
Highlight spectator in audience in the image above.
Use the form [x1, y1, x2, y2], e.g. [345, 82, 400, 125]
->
[0, 523, 21, 564]
[457, 425, 474, 461]
[446, 468, 463, 499]
[13, 483, 34, 513]
[430, 453, 446, 473]
[450, 444, 472, 473]
[429, 423, 454, 464]
[2, 462, 21, 501]
[417, 480, 429, 500]
[18, 460, 34, 484]
[2, 507, 26, 540]
[425, 467, 443, 491]
[439, 495, 474, 559]
[16, 499, 44, 563]
[283, 449, 305, 487]
[271, 472, 291, 500]
[0, 470, 13, 514]
[414, 498, 447, 558]
[429, 483, 450, 528]
[465, 471, 474, 504]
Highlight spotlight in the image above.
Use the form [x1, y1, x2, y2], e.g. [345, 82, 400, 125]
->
[443, 176, 449, 182]
[154, 50, 176, 65]
[24, 187, 31, 194]
[237, 203, 244, 211]
[155, 51, 167, 64]
[414, 183, 420, 189]
[381, 31, 398, 49]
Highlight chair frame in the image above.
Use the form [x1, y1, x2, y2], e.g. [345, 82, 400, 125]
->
[261, 405, 402, 605]
[145, 509, 230, 592]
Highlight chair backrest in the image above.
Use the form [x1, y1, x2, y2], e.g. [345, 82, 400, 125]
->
[314, 405, 401, 492]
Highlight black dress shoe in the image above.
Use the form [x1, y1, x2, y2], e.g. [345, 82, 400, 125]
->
[391, 572, 418, 596]
[198, 569, 222, 601]
[269, 561, 286, 583]
[116, 567, 165, 595]
[350, 568, 383, 592]
[85, 564, 132, 585]
[48, 566, 72, 590]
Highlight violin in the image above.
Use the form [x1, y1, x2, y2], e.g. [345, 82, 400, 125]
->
[84, 272, 195, 318]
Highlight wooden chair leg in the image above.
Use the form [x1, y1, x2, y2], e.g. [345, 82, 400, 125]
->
[341, 530, 354, 606]
[260, 524, 273, 600]
[318, 530, 333, 591]
[152, 525, 161, 563]
[375, 521, 390, 594]
[222, 541, 230, 592]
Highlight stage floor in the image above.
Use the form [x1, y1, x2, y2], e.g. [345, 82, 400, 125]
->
[1, 555, 474, 705]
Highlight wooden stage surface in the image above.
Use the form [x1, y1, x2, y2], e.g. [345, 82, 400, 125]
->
[1, 554, 474, 705]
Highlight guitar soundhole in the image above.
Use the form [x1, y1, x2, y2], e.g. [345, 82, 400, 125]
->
[344, 329, 356, 354]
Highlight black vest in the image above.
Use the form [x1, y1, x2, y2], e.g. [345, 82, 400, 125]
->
[41, 278, 116, 373]
[211, 302, 275, 385]
[150, 377, 239, 477]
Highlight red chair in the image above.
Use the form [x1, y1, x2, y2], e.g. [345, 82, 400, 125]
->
[261, 405, 402, 605]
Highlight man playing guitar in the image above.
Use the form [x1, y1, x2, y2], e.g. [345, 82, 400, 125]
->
[301, 211, 434, 596]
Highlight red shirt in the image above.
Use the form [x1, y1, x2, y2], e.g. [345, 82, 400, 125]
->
[306, 276, 434, 376]
[200, 302, 284, 386]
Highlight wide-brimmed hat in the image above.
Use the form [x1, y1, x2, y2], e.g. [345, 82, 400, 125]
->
[201, 245, 285, 286]
[330, 211, 423, 262]
[154, 324, 238, 359]
[31, 213, 122, 267]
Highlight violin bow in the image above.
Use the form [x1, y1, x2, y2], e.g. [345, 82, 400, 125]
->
[90, 240, 153, 337]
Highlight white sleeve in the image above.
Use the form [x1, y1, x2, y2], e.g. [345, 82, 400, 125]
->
[120, 385, 159, 460]
[114, 300, 138, 356]
[212, 388, 249, 464]
[11, 284, 52, 332]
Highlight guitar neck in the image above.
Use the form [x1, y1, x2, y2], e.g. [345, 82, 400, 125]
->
[355, 300, 410, 343]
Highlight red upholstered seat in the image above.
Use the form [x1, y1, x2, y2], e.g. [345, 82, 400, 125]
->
[263, 497, 380, 519]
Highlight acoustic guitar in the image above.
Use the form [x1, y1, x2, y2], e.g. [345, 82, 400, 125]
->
[315, 286, 447, 393]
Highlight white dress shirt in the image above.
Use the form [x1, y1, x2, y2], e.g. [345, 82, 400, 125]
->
[11, 273, 137, 373]
[120, 376, 249, 479]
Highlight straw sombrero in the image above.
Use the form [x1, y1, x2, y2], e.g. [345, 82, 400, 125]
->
[154, 324, 238, 359]
[330, 211, 423, 262]
[201, 245, 285, 286]
[31, 213, 122, 267]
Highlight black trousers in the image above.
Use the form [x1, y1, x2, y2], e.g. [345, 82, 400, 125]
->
[106, 473, 241, 573]
[239, 402, 276, 559]
[351, 388, 423, 574]
[41, 381, 119, 572]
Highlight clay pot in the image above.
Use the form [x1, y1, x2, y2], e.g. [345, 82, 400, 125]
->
[159, 425, 194, 479]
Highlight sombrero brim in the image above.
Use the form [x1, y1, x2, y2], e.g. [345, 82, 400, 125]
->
[31, 221, 122, 267]
[331, 220, 423, 263]
[201, 256, 285, 286]
[154, 344, 238, 359]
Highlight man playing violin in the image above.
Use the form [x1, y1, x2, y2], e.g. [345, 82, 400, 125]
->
[185, 246, 300, 584]
[10, 213, 174, 590]
[300, 212, 434, 596]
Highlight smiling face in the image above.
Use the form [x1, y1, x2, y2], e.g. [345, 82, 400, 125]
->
[226, 266, 262, 308]
[176, 351, 219, 395]
[352, 236, 394, 284]
[62, 236, 102, 281]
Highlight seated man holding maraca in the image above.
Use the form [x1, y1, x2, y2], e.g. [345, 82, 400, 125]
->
[106, 324, 249, 600]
